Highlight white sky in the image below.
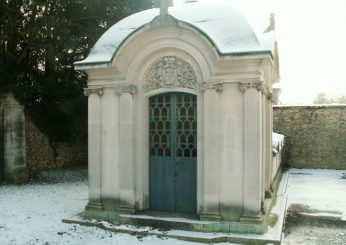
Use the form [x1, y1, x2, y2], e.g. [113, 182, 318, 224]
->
[174, 0, 346, 104]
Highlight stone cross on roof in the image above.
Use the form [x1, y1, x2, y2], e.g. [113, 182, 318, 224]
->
[160, 0, 169, 17]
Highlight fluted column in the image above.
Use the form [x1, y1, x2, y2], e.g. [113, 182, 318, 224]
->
[84, 88, 103, 211]
[239, 81, 263, 222]
[200, 82, 223, 221]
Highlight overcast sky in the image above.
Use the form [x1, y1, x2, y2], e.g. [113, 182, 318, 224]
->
[174, 0, 346, 104]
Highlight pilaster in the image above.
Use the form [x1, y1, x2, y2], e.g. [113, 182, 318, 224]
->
[239, 82, 263, 223]
[84, 88, 103, 210]
[118, 85, 137, 213]
[100, 87, 120, 208]
[200, 83, 222, 221]
[268, 93, 274, 185]
[264, 93, 272, 196]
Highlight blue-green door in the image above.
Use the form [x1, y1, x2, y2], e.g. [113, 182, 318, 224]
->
[149, 93, 197, 213]
[0, 111, 4, 183]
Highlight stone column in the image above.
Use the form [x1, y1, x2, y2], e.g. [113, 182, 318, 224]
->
[200, 83, 223, 221]
[240, 82, 263, 222]
[117, 85, 137, 213]
[2, 94, 28, 184]
[100, 87, 120, 210]
[84, 88, 103, 212]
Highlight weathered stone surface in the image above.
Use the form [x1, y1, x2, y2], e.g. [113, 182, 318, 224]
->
[273, 105, 346, 169]
[25, 117, 87, 175]
[8, 167, 29, 184]
[0, 93, 28, 184]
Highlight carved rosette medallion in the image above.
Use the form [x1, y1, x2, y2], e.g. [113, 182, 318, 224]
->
[84, 88, 104, 97]
[144, 56, 197, 92]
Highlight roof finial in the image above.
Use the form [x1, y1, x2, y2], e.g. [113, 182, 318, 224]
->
[160, 0, 169, 17]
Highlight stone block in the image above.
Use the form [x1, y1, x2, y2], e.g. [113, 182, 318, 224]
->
[7, 167, 29, 184]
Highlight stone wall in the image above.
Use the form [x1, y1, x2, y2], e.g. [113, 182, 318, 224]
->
[25, 116, 87, 175]
[273, 105, 346, 169]
[0, 94, 28, 183]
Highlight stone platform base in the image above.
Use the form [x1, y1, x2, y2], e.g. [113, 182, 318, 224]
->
[63, 172, 288, 245]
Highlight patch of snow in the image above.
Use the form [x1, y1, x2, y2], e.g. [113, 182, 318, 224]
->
[0, 175, 205, 244]
[287, 168, 346, 221]
[272, 132, 284, 153]
[273, 104, 346, 108]
[300, 212, 342, 218]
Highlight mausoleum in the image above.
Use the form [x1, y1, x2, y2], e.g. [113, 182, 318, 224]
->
[75, 0, 281, 234]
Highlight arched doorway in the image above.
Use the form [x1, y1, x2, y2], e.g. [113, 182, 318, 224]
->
[149, 92, 197, 213]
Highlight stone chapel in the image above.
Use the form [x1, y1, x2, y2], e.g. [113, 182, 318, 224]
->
[75, 0, 281, 233]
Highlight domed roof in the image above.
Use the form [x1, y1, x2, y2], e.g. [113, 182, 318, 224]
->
[75, 1, 275, 68]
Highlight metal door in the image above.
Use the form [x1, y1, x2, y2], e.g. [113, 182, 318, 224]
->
[0, 111, 4, 183]
[149, 93, 197, 213]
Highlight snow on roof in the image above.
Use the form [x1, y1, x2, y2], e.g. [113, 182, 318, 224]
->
[75, 1, 276, 68]
[273, 132, 285, 153]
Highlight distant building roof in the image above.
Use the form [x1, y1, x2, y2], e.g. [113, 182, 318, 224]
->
[75, 1, 276, 68]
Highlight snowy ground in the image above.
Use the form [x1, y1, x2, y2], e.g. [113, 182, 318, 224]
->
[283, 168, 346, 245]
[1, 167, 346, 244]
[0, 168, 223, 245]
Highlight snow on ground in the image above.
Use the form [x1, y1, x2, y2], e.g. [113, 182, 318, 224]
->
[286, 168, 346, 220]
[0, 168, 206, 245]
[283, 168, 346, 245]
[1, 167, 346, 244]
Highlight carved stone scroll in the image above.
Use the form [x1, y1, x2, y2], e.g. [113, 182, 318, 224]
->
[144, 56, 197, 92]
[114, 85, 137, 96]
[199, 82, 223, 93]
[84, 88, 104, 97]
[266, 92, 273, 101]
[239, 81, 264, 93]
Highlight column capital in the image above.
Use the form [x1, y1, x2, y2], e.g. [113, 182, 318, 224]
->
[114, 85, 137, 96]
[84, 88, 103, 97]
[199, 82, 223, 94]
[267, 92, 274, 101]
[239, 81, 264, 93]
